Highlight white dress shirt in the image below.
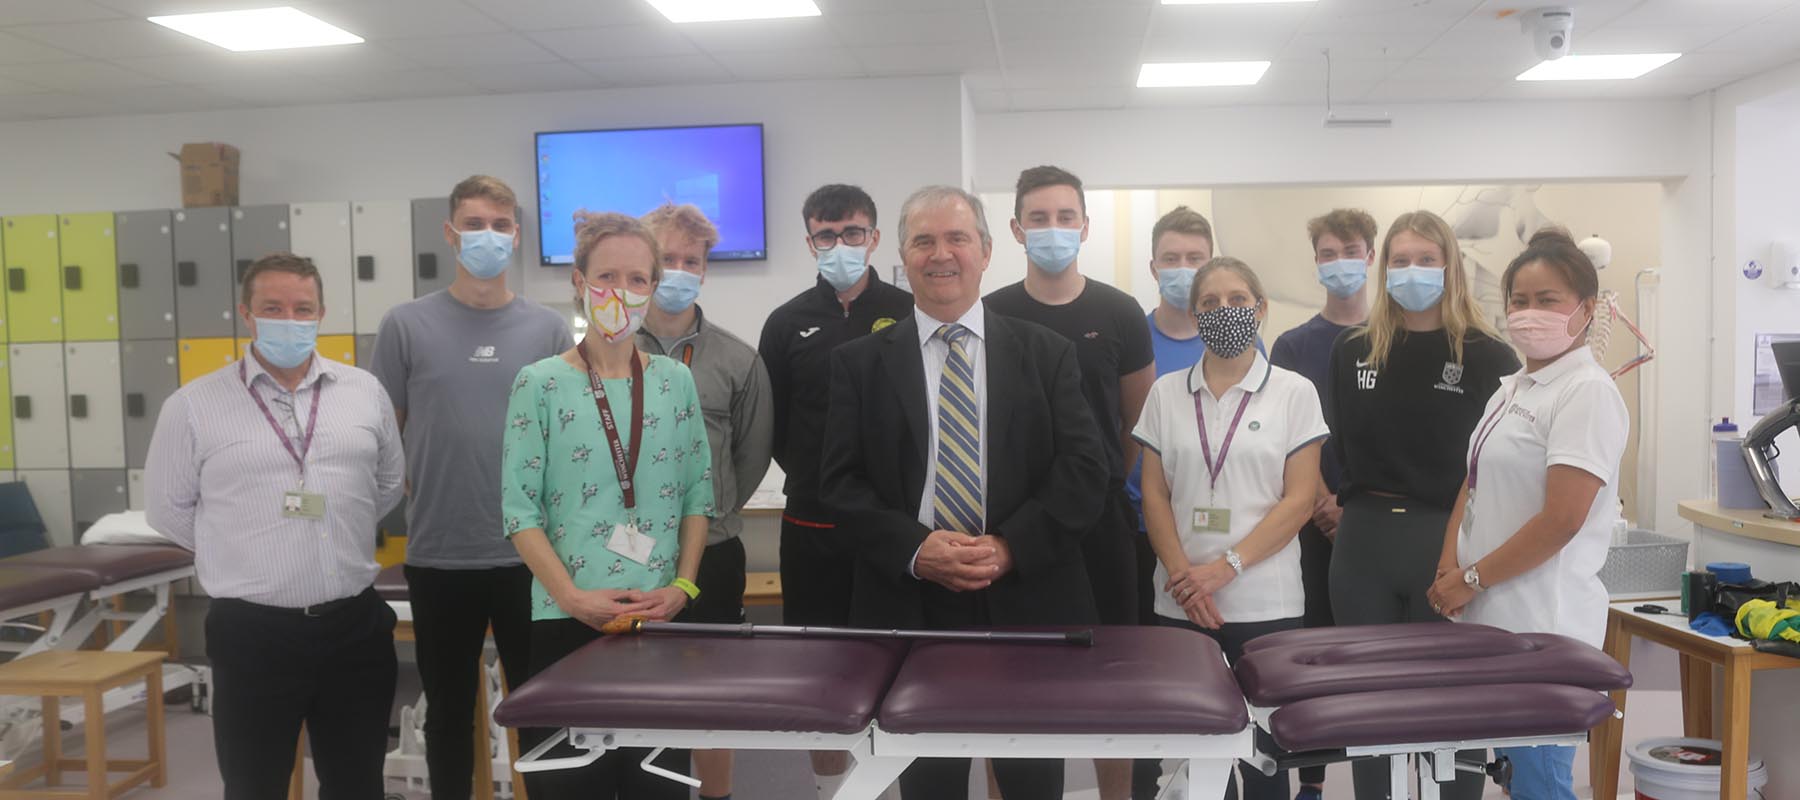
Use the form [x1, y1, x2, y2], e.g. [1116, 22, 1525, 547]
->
[145, 348, 405, 607]
[914, 301, 989, 530]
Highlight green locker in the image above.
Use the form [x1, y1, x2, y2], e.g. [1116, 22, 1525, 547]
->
[2, 215, 63, 342]
[0, 352, 11, 470]
[60, 213, 119, 341]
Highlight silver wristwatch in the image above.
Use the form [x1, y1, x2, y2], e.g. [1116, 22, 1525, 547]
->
[1224, 549, 1245, 575]
[1463, 565, 1484, 592]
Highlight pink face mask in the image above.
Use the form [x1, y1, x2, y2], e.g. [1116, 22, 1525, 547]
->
[1506, 306, 1589, 360]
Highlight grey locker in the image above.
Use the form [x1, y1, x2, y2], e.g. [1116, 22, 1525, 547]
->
[121, 340, 178, 469]
[115, 210, 177, 341]
[351, 201, 413, 334]
[65, 342, 125, 469]
[127, 468, 145, 510]
[412, 197, 456, 298]
[71, 468, 128, 542]
[290, 202, 356, 335]
[173, 207, 236, 338]
[355, 334, 376, 369]
[11, 343, 69, 469]
[18, 469, 72, 546]
[231, 204, 292, 338]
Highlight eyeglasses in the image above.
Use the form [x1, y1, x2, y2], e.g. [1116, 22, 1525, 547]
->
[809, 226, 871, 250]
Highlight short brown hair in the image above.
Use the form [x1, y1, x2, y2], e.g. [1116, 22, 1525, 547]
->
[1013, 165, 1085, 220]
[1152, 206, 1214, 253]
[1306, 208, 1378, 252]
[1188, 256, 1266, 313]
[240, 252, 323, 307]
[573, 210, 662, 285]
[449, 175, 518, 217]
[1503, 226, 1600, 301]
[640, 203, 720, 254]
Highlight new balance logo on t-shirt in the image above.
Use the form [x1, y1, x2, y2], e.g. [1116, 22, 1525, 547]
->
[470, 346, 499, 364]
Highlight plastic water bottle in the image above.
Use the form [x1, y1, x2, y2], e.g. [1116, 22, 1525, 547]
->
[1710, 418, 1738, 498]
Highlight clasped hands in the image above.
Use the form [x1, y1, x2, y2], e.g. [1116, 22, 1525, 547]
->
[915, 529, 1013, 591]
[1425, 564, 1476, 619]
[558, 585, 690, 631]
[1166, 559, 1238, 630]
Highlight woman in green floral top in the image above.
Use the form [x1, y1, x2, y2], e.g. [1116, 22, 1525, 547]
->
[502, 211, 711, 799]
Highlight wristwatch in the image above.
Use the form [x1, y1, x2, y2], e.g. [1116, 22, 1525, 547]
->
[1224, 549, 1245, 575]
[1463, 565, 1484, 592]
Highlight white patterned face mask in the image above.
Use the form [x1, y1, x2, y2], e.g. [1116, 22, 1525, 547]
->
[1194, 304, 1260, 358]
[584, 283, 650, 343]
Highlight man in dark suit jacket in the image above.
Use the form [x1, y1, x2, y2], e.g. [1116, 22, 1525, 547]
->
[822, 185, 1107, 800]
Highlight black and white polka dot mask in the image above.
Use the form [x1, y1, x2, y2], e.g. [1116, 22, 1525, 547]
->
[1194, 305, 1260, 358]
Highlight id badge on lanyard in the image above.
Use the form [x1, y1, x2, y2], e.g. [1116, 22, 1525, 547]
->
[243, 363, 326, 520]
[582, 345, 650, 562]
[1463, 386, 1518, 537]
[1192, 390, 1252, 536]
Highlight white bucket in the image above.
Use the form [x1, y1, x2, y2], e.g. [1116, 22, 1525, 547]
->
[1627, 737, 1770, 800]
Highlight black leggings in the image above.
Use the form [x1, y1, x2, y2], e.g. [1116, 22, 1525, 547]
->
[1328, 495, 1483, 800]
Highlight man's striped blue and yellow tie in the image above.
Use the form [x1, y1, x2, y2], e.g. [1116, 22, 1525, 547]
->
[932, 323, 983, 534]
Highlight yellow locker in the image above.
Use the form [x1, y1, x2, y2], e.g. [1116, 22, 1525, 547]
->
[317, 334, 356, 366]
[0, 352, 12, 470]
[59, 213, 120, 341]
[178, 337, 241, 385]
[2, 215, 63, 342]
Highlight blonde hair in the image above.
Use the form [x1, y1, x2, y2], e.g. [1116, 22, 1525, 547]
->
[448, 175, 518, 217]
[1187, 256, 1266, 312]
[1357, 210, 1496, 369]
[640, 202, 720, 254]
[571, 211, 661, 309]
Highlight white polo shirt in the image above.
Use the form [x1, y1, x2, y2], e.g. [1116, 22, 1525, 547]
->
[1458, 346, 1627, 648]
[1132, 353, 1329, 623]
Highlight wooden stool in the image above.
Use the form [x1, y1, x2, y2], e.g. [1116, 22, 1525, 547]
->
[0, 651, 167, 800]
[743, 571, 783, 607]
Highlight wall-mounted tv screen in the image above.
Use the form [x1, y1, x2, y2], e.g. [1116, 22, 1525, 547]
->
[535, 123, 767, 265]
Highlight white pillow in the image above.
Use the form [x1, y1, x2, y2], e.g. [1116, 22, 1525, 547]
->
[81, 511, 173, 546]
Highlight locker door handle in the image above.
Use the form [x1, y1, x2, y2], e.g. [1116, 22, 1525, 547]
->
[70, 394, 88, 419]
[12, 396, 28, 419]
[127, 393, 146, 418]
[358, 255, 375, 281]
[63, 265, 81, 290]
[177, 261, 197, 286]
[417, 253, 437, 280]
[236, 259, 251, 283]
[120, 263, 140, 288]
[6, 267, 22, 292]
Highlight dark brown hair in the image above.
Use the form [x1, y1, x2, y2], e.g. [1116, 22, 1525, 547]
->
[240, 252, 323, 306]
[1013, 165, 1085, 220]
[449, 174, 518, 217]
[1306, 208, 1378, 252]
[1502, 226, 1600, 301]
[1152, 206, 1213, 253]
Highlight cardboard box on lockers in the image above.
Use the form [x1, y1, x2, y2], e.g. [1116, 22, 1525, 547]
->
[170, 142, 240, 207]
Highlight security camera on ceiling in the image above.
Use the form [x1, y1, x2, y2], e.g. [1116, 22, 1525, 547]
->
[1522, 6, 1575, 60]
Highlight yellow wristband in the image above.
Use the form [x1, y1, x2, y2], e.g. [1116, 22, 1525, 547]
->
[672, 578, 700, 600]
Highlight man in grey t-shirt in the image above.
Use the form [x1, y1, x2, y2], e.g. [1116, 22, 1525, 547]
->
[368, 175, 572, 800]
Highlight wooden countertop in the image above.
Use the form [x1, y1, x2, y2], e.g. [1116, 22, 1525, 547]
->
[1678, 498, 1800, 547]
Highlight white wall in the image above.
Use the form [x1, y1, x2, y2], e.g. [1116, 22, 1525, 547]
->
[0, 75, 967, 341]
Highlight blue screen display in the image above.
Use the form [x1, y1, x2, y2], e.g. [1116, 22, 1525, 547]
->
[535, 123, 767, 264]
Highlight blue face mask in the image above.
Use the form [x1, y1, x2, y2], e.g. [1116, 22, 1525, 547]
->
[1157, 267, 1196, 310]
[653, 269, 702, 314]
[1023, 227, 1081, 273]
[457, 229, 513, 280]
[1318, 258, 1369, 298]
[253, 317, 319, 369]
[1386, 265, 1446, 312]
[818, 245, 868, 292]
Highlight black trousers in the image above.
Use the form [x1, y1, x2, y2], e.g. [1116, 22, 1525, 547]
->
[404, 564, 534, 800]
[206, 588, 397, 800]
[680, 537, 747, 624]
[1158, 615, 1303, 800]
[521, 618, 690, 800]
[1084, 490, 1140, 625]
[1295, 522, 1335, 786]
[780, 514, 854, 626]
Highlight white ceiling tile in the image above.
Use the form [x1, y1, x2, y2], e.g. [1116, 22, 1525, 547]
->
[1573, 24, 1744, 54]
[0, 74, 45, 94]
[8, 18, 223, 58]
[114, 52, 282, 84]
[855, 42, 998, 74]
[820, 0, 984, 12]
[708, 47, 864, 80]
[676, 15, 844, 53]
[197, 76, 366, 107]
[1302, 1, 1480, 35]
[1278, 30, 1434, 62]
[1414, 16, 1545, 59]
[0, 90, 114, 119]
[961, 69, 1008, 89]
[1000, 36, 1140, 70]
[1697, 5, 1800, 54]
[0, 59, 167, 91]
[376, 33, 561, 68]
[303, 0, 504, 40]
[91, 0, 344, 14]
[526, 24, 699, 60]
[82, 83, 244, 113]
[993, 3, 1151, 42]
[1359, 76, 1508, 103]
[453, 61, 610, 93]
[462, 0, 667, 31]
[0, 0, 123, 25]
[0, 30, 79, 63]
[1602, 0, 1794, 30]
[1265, 56, 1396, 84]
[1004, 59, 1139, 89]
[968, 87, 1010, 110]
[576, 54, 733, 86]
[1383, 54, 1535, 81]
[827, 10, 992, 47]
[338, 69, 480, 100]
[1007, 86, 1131, 111]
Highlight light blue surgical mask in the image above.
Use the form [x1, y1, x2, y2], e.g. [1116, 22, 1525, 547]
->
[1157, 267, 1196, 309]
[1318, 258, 1369, 298]
[1386, 266, 1446, 312]
[253, 317, 319, 369]
[1024, 227, 1081, 273]
[818, 244, 868, 292]
[457, 229, 513, 280]
[653, 269, 702, 314]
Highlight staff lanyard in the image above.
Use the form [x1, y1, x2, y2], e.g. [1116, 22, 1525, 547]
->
[580, 342, 646, 510]
[240, 361, 322, 488]
[1466, 384, 1520, 493]
[1194, 390, 1254, 502]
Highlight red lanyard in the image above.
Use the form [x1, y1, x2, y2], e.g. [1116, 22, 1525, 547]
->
[580, 343, 646, 510]
[1194, 391, 1254, 494]
[1466, 385, 1519, 492]
[240, 361, 322, 485]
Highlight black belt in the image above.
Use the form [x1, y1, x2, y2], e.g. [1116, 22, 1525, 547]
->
[221, 587, 374, 618]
